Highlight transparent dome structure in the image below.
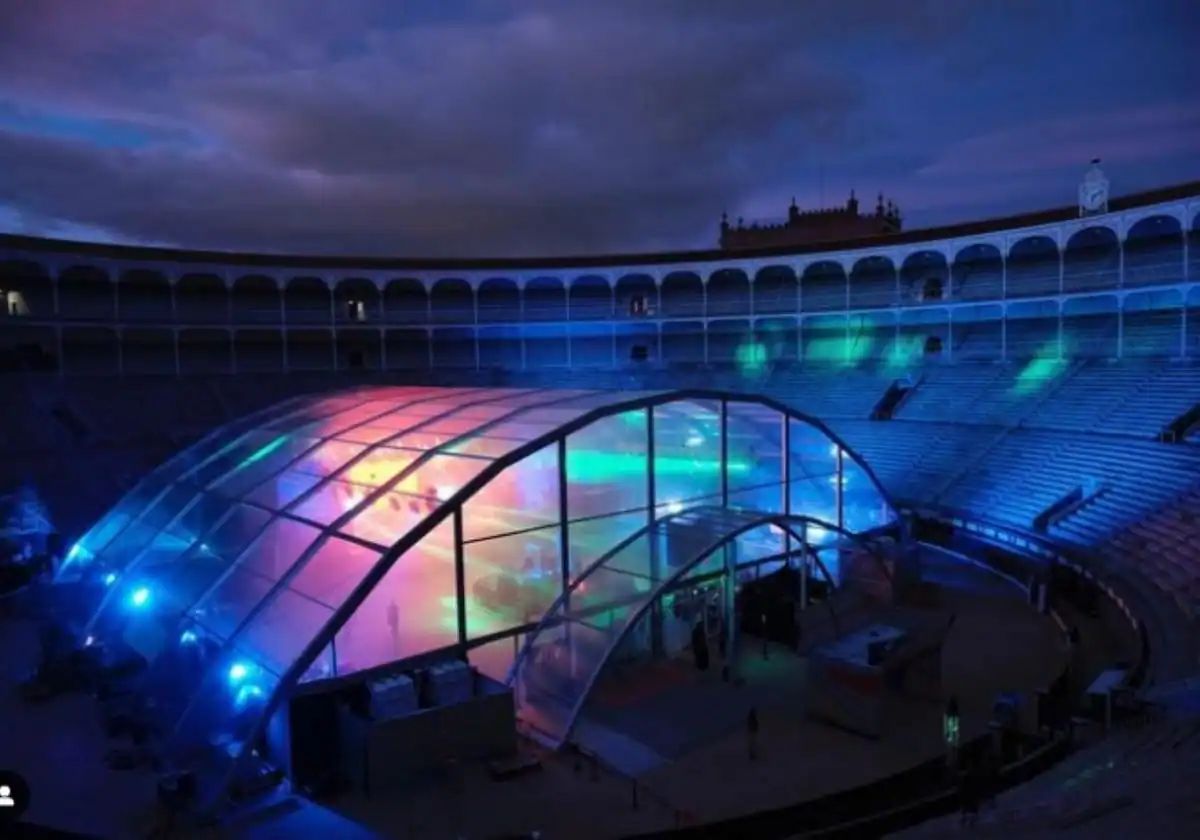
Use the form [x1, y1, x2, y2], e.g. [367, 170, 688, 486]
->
[56, 385, 896, 802]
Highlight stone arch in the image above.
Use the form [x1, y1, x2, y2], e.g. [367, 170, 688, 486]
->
[849, 256, 896, 309]
[899, 250, 949, 304]
[615, 273, 656, 318]
[660, 271, 703, 317]
[232, 275, 281, 324]
[176, 272, 228, 324]
[568, 274, 613, 320]
[478, 277, 520, 323]
[951, 243, 1002, 301]
[524, 277, 566, 321]
[0, 260, 54, 317]
[1124, 214, 1183, 288]
[706, 268, 749, 316]
[801, 261, 847, 311]
[334, 277, 380, 324]
[1063, 227, 1119, 293]
[753, 265, 798, 314]
[284, 276, 331, 325]
[117, 269, 171, 322]
[1005, 235, 1059, 298]
[384, 278, 427, 324]
[430, 278, 474, 324]
[59, 265, 114, 320]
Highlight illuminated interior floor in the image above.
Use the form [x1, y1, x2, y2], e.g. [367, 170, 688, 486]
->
[571, 552, 1073, 825]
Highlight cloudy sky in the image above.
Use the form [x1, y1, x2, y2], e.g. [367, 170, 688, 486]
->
[0, 0, 1196, 258]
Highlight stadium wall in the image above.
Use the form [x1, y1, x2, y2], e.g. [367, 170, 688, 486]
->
[1, 185, 1198, 375]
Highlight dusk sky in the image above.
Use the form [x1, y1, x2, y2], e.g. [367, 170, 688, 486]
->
[0, 1, 1196, 258]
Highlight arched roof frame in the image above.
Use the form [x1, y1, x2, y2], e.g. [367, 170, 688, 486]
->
[510, 507, 893, 745]
[56, 386, 897, 811]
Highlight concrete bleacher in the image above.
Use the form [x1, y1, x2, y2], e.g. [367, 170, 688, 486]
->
[901, 688, 1200, 838]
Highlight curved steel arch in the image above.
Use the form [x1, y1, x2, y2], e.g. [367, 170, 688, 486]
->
[138, 387, 894, 813]
[509, 509, 887, 746]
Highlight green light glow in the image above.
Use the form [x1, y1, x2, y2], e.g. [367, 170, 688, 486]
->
[240, 434, 289, 467]
[566, 449, 749, 483]
[803, 328, 878, 367]
[884, 334, 926, 370]
[735, 341, 768, 376]
[1012, 344, 1068, 395]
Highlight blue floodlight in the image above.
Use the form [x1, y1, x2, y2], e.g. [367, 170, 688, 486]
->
[129, 586, 151, 608]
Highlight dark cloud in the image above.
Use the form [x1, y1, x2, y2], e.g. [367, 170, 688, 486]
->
[0, 1, 1196, 257]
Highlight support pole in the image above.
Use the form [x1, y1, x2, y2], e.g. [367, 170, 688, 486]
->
[720, 399, 729, 507]
[836, 446, 845, 531]
[800, 522, 809, 612]
[1001, 254, 1008, 362]
[454, 509, 466, 645]
[647, 407, 663, 657]
[558, 438, 571, 596]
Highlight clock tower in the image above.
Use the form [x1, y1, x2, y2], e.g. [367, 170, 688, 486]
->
[1078, 158, 1109, 217]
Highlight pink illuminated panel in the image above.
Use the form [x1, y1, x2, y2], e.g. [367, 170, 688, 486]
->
[333, 522, 458, 675]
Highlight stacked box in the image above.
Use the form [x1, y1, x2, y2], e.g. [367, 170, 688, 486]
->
[367, 673, 419, 719]
[426, 660, 473, 706]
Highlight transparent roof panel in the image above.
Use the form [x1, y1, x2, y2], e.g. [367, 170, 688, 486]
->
[59, 385, 895, 795]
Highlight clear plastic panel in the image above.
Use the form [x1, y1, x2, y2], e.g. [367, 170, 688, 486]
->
[94, 483, 203, 576]
[65, 473, 173, 573]
[340, 491, 441, 548]
[185, 429, 308, 489]
[445, 436, 529, 458]
[727, 482, 784, 513]
[336, 446, 421, 488]
[193, 568, 276, 640]
[566, 410, 648, 520]
[335, 424, 406, 445]
[189, 518, 322, 639]
[370, 411, 436, 430]
[237, 589, 334, 676]
[653, 400, 721, 508]
[166, 643, 282, 792]
[289, 536, 380, 608]
[419, 416, 493, 435]
[244, 469, 322, 510]
[469, 634, 524, 683]
[840, 456, 896, 533]
[585, 529, 654, 579]
[462, 444, 559, 541]
[727, 402, 783, 500]
[789, 419, 837, 474]
[289, 479, 375, 525]
[290, 440, 366, 477]
[731, 523, 788, 567]
[480, 420, 561, 441]
[568, 511, 648, 580]
[207, 434, 318, 498]
[154, 504, 274, 615]
[333, 520, 457, 675]
[393, 453, 492, 501]
[464, 525, 562, 639]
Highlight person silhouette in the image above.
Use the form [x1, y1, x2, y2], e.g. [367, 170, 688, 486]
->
[0, 784, 14, 807]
